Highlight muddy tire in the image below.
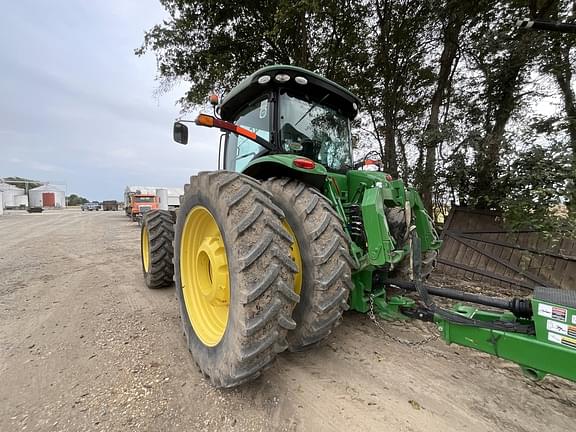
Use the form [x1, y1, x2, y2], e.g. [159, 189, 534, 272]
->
[391, 249, 438, 280]
[385, 207, 407, 245]
[141, 210, 175, 288]
[263, 178, 353, 352]
[174, 171, 299, 388]
[385, 207, 437, 280]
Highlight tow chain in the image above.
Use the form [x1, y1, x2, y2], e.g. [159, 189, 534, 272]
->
[368, 294, 438, 348]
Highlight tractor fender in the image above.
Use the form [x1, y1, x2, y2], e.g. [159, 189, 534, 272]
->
[242, 155, 328, 190]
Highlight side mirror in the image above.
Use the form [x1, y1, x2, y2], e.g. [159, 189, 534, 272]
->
[173, 122, 189, 145]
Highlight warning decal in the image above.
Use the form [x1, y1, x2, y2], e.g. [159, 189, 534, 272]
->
[547, 320, 568, 335]
[553, 307, 568, 322]
[548, 332, 576, 350]
[547, 320, 576, 337]
[538, 303, 567, 322]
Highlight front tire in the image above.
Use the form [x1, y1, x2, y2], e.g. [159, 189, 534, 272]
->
[385, 208, 437, 279]
[141, 210, 175, 288]
[263, 178, 353, 351]
[175, 172, 299, 387]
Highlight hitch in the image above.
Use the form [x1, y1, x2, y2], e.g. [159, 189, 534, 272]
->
[379, 234, 576, 383]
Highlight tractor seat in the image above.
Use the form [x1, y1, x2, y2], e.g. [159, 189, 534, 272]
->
[533, 286, 576, 309]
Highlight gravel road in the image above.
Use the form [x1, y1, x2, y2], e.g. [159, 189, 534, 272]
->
[1, 209, 575, 431]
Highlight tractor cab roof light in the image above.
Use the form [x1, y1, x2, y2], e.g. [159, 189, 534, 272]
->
[275, 73, 291, 83]
[294, 76, 308, 85]
[293, 158, 315, 169]
[257, 75, 271, 84]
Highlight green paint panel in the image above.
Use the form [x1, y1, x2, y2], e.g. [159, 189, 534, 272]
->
[361, 188, 395, 267]
[436, 305, 576, 382]
[350, 271, 371, 313]
[245, 154, 328, 176]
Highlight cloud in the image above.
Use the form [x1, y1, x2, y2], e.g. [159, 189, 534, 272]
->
[0, 0, 220, 201]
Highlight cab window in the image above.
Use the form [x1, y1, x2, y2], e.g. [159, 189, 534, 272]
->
[225, 97, 270, 172]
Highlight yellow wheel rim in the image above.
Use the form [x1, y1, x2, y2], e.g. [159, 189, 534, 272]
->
[283, 220, 302, 295]
[142, 227, 150, 273]
[180, 206, 230, 346]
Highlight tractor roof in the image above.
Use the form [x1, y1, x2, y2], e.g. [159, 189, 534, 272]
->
[219, 65, 360, 121]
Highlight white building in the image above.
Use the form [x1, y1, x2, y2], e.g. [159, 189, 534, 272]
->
[29, 184, 66, 208]
[14, 195, 29, 207]
[0, 183, 27, 209]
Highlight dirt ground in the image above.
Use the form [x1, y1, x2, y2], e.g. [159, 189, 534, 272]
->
[1, 209, 575, 432]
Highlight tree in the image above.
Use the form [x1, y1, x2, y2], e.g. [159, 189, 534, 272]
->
[137, 0, 368, 108]
[140, 0, 575, 231]
[2, 176, 41, 191]
[359, 0, 437, 178]
[500, 142, 575, 234]
[414, 0, 473, 212]
[540, 1, 576, 211]
[66, 194, 89, 206]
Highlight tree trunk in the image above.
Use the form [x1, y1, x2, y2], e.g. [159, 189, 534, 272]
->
[550, 43, 576, 211]
[383, 120, 399, 177]
[471, 1, 555, 209]
[397, 133, 410, 184]
[472, 40, 532, 208]
[418, 9, 463, 213]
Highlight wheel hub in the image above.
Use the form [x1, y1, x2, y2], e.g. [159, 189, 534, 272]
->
[142, 227, 150, 272]
[180, 206, 230, 347]
[196, 237, 229, 305]
[283, 220, 302, 295]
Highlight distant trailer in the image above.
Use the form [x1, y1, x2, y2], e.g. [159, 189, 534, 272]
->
[102, 200, 119, 211]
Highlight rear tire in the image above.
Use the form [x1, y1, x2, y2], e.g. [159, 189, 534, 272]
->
[175, 172, 299, 387]
[391, 250, 438, 280]
[263, 178, 353, 352]
[141, 210, 175, 288]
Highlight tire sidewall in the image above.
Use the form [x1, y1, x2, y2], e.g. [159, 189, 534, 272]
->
[276, 197, 317, 326]
[173, 186, 241, 381]
[140, 220, 149, 281]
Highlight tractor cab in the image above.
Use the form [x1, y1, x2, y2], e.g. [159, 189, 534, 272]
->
[175, 65, 360, 174]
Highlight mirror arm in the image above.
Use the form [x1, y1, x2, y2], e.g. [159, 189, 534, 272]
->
[193, 114, 274, 152]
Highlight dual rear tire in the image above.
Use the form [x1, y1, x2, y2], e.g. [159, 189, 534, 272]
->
[140, 172, 353, 387]
[174, 172, 300, 387]
[263, 178, 352, 351]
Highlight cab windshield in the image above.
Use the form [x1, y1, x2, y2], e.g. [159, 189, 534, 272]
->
[135, 196, 155, 203]
[279, 91, 352, 170]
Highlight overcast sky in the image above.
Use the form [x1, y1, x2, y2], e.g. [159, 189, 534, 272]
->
[0, 0, 220, 201]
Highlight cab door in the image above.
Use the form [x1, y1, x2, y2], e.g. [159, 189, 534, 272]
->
[223, 96, 271, 172]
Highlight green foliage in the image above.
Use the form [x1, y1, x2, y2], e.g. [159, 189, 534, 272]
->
[500, 143, 576, 235]
[137, 0, 368, 108]
[2, 176, 41, 190]
[139, 0, 576, 234]
[66, 194, 89, 206]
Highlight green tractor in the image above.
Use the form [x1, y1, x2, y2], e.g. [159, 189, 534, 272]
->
[140, 65, 576, 388]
